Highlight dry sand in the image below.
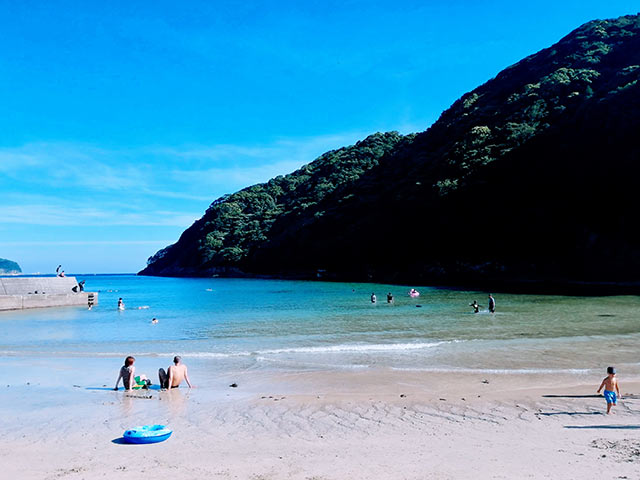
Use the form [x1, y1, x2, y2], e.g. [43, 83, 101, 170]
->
[2, 366, 640, 479]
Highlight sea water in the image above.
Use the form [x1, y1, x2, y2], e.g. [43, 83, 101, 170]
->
[1, 275, 639, 377]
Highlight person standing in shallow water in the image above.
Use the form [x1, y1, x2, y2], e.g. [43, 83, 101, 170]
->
[488, 294, 495, 313]
[387, 292, 394, 304]
[371, 293, 377, 303]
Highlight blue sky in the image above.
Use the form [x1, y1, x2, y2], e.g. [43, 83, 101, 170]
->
[1, 1, 637, 274]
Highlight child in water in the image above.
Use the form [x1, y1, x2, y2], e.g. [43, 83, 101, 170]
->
[597, 366, 621, 414]
[469, 300, 480, 313]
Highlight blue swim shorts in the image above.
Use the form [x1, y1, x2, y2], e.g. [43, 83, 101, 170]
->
[603, 390, 617, 404]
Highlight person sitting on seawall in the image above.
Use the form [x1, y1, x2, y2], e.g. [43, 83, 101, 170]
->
[114, 356, 150, 391]
[158, 356, 194, 389]
[71, 280, 86, 293]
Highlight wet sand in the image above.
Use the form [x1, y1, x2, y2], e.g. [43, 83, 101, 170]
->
[2, 359, 640, 479]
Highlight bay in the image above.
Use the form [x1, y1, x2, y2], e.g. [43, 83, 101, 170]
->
[1, 274, 639, 377]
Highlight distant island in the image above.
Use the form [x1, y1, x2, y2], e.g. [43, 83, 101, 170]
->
[141, 14, 640, 292]
[0, 258, 22, 275]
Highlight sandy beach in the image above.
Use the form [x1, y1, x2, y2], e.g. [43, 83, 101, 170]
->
[3, 358, 640, 480]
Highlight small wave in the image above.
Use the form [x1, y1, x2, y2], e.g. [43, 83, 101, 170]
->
[163, 341, 456, 358]
[256, 341, 454, 355]
[0, 341, 455, 360]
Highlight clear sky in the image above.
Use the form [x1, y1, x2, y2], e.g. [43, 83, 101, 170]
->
[1, 1, 637, 274]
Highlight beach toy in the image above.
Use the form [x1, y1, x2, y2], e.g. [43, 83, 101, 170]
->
[123, 425, 172, 444]
[131, 376, 150, 390]
[409, 289, 420, 298]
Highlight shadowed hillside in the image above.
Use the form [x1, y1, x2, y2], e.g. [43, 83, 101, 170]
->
[141, 15, 640, 290]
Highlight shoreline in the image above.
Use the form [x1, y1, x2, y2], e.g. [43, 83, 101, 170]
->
[136, 270, 640, 296]
[3, 359, 640, 479]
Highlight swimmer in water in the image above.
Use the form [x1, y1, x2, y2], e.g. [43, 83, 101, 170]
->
[469, 300, 480, 313]
[151, 317, 158, 324]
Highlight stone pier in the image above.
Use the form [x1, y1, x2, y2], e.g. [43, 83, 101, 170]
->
[0, 276, 98, 311]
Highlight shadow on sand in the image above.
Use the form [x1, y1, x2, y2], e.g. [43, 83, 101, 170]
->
[536, 411, 603, 416]
[86, 385, 161, 391]
[564, 425, 640, 430]
[542, 394, 601, 398]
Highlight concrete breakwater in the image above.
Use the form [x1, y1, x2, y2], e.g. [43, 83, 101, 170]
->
[0, 276, 98, 311]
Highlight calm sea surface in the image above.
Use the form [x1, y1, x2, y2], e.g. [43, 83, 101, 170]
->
[1, 275, 639, 376]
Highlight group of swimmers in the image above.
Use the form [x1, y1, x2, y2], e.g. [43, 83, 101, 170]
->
[370, 289, 421, 304]
[114, 355, 194, 391]
[369, 291, 497, 313]
[116, 298, 154, 318]
[469, 294, 496, 313]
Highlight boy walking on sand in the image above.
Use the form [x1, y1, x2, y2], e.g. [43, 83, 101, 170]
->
[597, 366, 621, 414]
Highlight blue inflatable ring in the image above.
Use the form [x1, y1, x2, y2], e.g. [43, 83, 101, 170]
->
[123, 425, 172, 444]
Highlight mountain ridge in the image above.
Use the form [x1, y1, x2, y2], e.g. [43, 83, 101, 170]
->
[141, 14, 640, 290]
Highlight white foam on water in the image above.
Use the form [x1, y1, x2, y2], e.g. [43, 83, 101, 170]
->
[256, 341, 454, 355]
[0, 340, 456, 359]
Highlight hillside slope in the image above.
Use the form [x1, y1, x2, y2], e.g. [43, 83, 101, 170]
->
[141, 15, 640, 287]
[0, 258, 22, 275]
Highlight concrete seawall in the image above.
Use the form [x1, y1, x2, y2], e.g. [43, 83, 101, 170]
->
[0, 277, 98, 311]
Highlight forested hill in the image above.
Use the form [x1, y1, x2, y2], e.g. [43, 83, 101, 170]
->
[141, 132, 411, 277]
[0, 258, 21, 274]
[141, 14, 640, 288]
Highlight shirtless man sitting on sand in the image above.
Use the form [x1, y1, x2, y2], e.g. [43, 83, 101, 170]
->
[159, 356, 193, 389]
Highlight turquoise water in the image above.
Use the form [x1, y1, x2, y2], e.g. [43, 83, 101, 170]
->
[1, 275, 639, 375]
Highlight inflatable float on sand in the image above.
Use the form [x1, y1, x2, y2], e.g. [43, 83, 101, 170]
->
[123, 425, 172, 444]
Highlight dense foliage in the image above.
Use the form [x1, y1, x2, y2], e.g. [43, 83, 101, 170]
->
[142, 132, 409, 276]
[0, 258, 21, 274]
[142, 15, 640, 288]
